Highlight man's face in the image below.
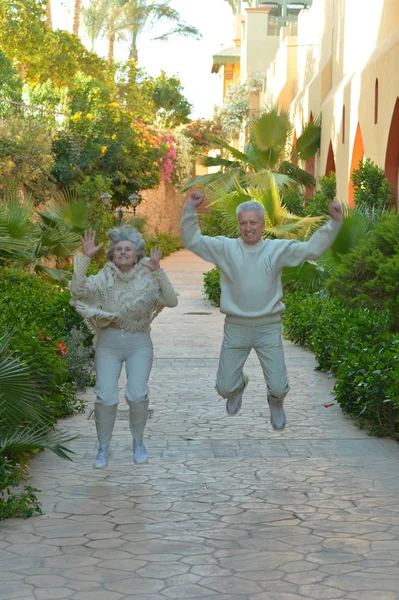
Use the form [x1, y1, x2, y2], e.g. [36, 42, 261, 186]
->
[238, 210, 264, 245]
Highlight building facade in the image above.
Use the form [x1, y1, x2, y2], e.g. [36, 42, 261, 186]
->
[213, 0, 399, 206]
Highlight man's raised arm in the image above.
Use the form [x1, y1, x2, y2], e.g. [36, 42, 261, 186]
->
[181, 191, 224, 265]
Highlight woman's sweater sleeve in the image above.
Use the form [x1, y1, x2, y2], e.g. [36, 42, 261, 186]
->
[69, 254, 93, 300]
[180, 203, 224, 265]
[276, 219, 342, 269]
[151, 269, 178, 307]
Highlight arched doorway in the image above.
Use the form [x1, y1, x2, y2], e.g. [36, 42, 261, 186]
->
[384, 97, 399, 204]
[348, 123, 365, 207]
[325, 141, 336, 175]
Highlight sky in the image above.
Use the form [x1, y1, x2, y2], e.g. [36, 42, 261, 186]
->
[52, 0, 234, 119]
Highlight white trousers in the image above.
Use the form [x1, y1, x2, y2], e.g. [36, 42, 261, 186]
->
[95, 328, 153, 406]
[215, 321, 290, 401]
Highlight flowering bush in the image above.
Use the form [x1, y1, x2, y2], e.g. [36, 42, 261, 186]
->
[0, 116, 55, 202]
[52, 75, 171, 205]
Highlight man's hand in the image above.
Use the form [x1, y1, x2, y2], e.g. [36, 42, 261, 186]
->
[143, 247, 162, 271]
[329, 202, 343, 223]
[81, 230, 104, 258]
[186, 191, 205, 208]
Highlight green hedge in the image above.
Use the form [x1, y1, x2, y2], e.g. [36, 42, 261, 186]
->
[0, 267, 87, 419]
[283, 291, 399, 437]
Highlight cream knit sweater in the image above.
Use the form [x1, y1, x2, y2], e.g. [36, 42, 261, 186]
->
[181, 203, 342, 325]
[69, 254, 178, 341]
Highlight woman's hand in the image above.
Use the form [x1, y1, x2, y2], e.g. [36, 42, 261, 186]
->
[143, 247, 162, 271]
[81, 230, 104, 258]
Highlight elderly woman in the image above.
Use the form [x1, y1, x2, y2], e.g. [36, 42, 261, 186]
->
[70, 225, 178, 469]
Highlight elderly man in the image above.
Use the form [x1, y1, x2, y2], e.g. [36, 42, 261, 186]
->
[181, 191, 343, 429]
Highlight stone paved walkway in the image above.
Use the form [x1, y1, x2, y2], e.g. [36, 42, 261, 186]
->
[1, 250, 399, 600]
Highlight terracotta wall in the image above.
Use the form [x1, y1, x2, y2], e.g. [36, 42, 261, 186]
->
[139, 182, 210, 238]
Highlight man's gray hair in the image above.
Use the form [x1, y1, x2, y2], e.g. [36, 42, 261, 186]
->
[106, 225, 146, 261]
[236, 200, 265, 219]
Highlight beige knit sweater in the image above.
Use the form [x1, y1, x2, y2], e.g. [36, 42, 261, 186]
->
[69, 254, 178, 342]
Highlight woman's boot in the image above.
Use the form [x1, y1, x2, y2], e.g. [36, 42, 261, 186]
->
[127, 400, 149, 464]
[93, 403, 118, 468]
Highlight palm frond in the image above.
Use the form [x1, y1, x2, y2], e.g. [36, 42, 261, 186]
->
[294, 117, 321, 162]
[0, 423, 78, 461]
[0, 333, 47, 426]
[205, 135, 250, 163]
[249, 107, 293, 156]
[282, 260, 327, 292]
[278, 161, 316, 189]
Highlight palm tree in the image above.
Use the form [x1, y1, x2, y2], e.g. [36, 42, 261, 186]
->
[223, 1, 253, 14]
[0, 331, 78, 460]
[81, 0, 109, 50]
[73, 0, 82, 36]
[0, 191, 88, 278]
[207, 172, 324, 240]
[46, 0, 52, 28]
[182, 108, 321, 195]
[122, 0, 201, 62]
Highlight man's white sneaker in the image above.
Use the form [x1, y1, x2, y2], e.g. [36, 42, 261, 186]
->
[133, 440, 148, 464]
[268, 397, 286, 430]
[226, 375, 249, 416]
[93, 445, 111, 469]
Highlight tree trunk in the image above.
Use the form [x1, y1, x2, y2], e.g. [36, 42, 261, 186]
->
[46, 0, 53, 29]
[73, 0, 81, 37]
[129, 37, 139, 62]
[107, 33, 115, 63]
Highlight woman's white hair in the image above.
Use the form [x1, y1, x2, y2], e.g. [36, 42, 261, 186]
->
[236, 200, 265, 219]
[105, 225, 146, 261]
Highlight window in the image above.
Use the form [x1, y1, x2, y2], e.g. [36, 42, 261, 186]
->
[374, 78, 379, 124]
[342, 105, 346, 143]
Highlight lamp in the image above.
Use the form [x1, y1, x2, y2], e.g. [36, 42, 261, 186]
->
[101, 193, 112, 207]
[128, 193, 139, 216]
[101, 192, 140, 225]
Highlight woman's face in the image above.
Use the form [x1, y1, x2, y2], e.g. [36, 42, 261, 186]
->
[112, 241, 138, 272]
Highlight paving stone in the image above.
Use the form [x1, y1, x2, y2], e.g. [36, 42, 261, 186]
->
[1, 250, 399, 600]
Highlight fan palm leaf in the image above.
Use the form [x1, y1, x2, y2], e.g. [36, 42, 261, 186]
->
[0, 422, 78, 461]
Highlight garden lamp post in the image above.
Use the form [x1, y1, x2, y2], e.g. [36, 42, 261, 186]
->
[101, 192, 140, 226]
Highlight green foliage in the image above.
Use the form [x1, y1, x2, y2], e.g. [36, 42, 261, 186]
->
[0, 0, 107, 87]
[65, 326, 95, 391]
[0, 267, 86, 418]
[304, 172, 336, 216]
[52, 74, 167, 204]
[145, 233, 181, 258]
[0, 50, 23, 116]
[326, 212, 399, 330]
[283, 291, 398, 436]
[0, 192, 87, 277]
[203, 267, 221, 307]
[352, 158, 394, 211]
[0, 116, 55, 202]
[151, 71, 192, 128]
[170, 133, 194, 188]
[183, 108, 321, 194]
[200, 205, 236, 238]
[0, 452, 43, 520]
[281, 186, 305, 216]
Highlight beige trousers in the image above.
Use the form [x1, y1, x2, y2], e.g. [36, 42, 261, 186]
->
[215, 321, 290, 401]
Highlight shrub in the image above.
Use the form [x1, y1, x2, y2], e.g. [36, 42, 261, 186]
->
[0, 267, 86, 418]
[326, 212, 399, 330]
[0, 456, 43, 520]
[64, 326, 95, 391]
[0, 116, 55, 202]
[145, 233, 181, 258]
[283, 291, 398, 436]
[282, 186, 305, 216]
[304, 172, 336, 216]
[203, 267, 221, 307]
[352, 158, 394, 211]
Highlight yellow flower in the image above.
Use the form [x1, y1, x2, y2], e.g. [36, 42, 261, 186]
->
[71, 112, 81, 122]
[111, 134, 117, 139]
[114, 118, 120, 124]
[109, 102, 118, 108]
[86, 114, 93, 120]
[101, 146, 107, 154]
[53, 135, 59, 141]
